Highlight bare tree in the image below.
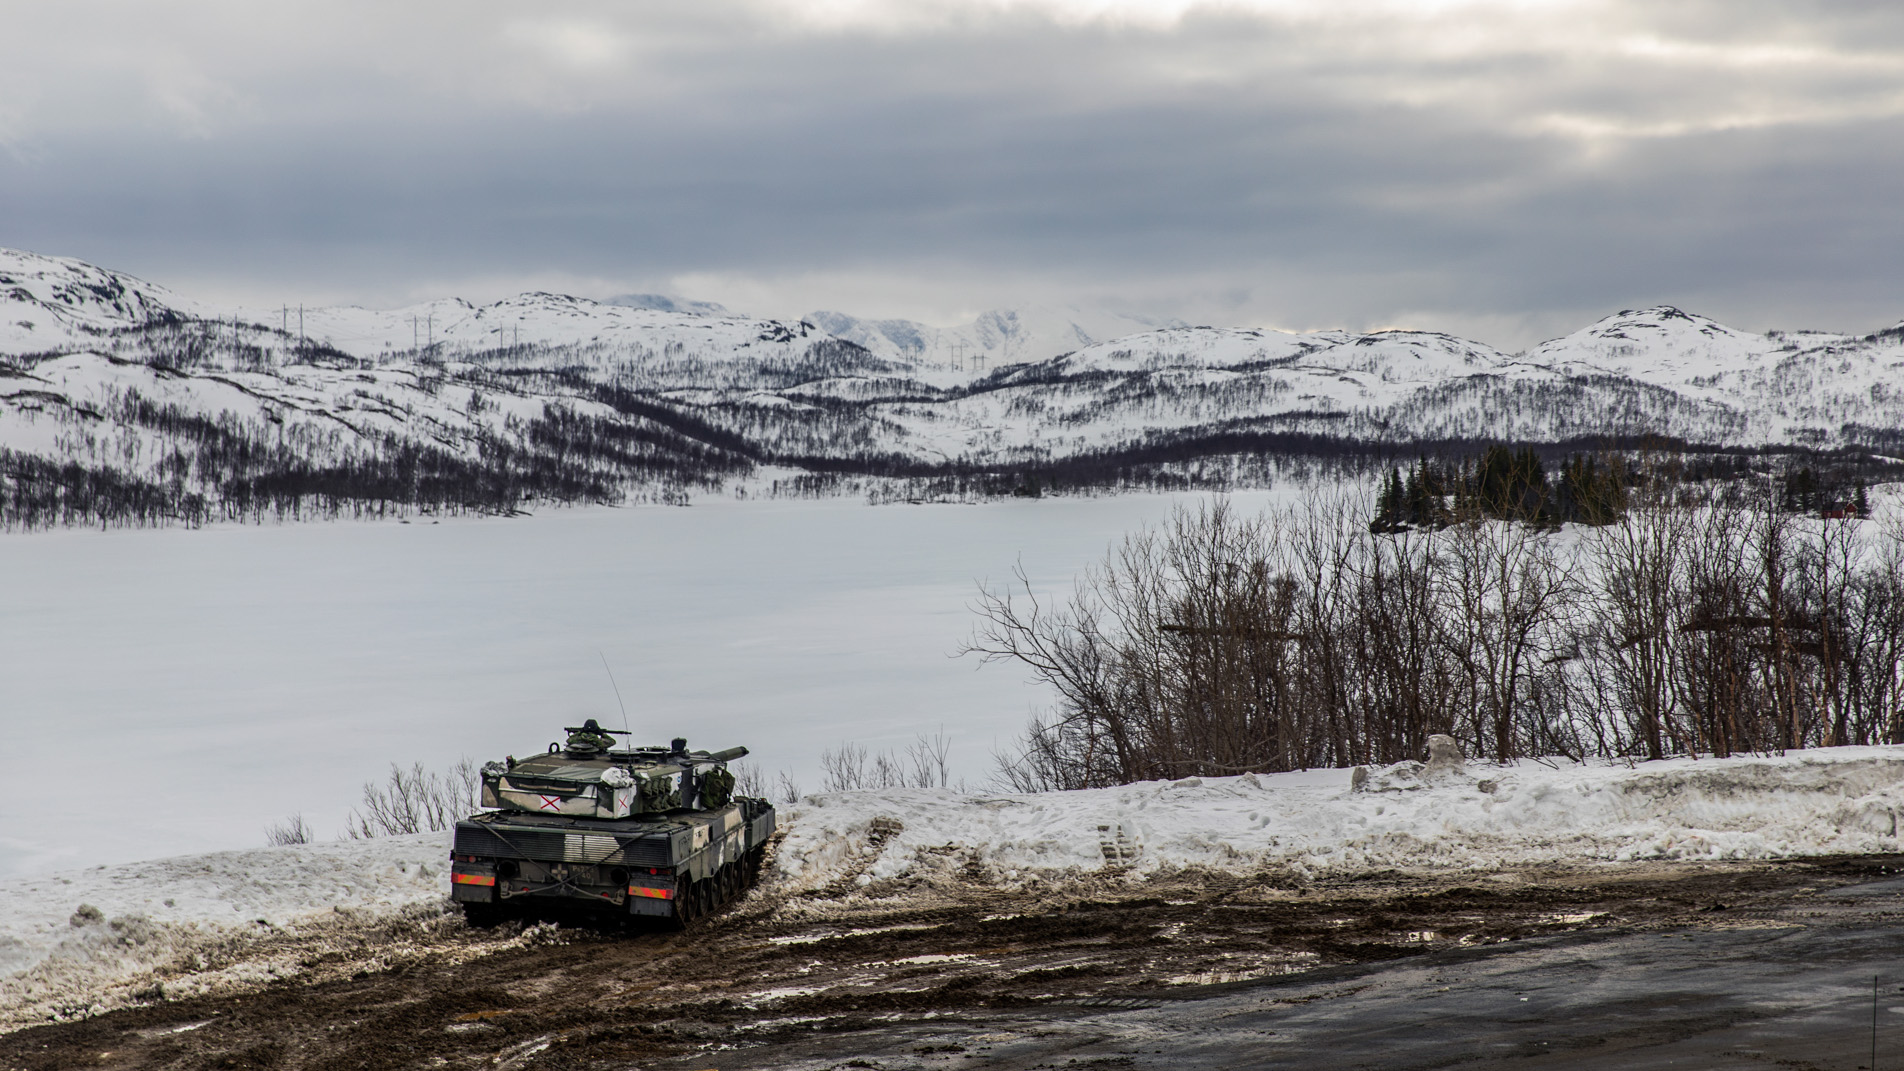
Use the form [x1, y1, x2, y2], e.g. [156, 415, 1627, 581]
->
[972, 480, 1904, 790]
[1587, 484, 1694, 759]
[1862, 507, 1904, 741]
[1273, 491, 1365, 767]
[1437, 510, 1578, 762]
[977, 494, 1345, 785]
[1347, 523, 1457, 763]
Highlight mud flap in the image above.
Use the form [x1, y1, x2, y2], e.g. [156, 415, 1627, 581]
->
[628, 894, 674, 917]
[628, 875, 675, 917]
[451, 864, 498, 903]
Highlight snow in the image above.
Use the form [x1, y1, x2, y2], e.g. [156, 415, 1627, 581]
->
[0, 835, 446, 970]
[0, 491, 1292, 880]
[0, 248, 209, 353]
[9, 744, 1904, 1032]
[0, 833, 447, 1030]
[774, 746, 1904, 893]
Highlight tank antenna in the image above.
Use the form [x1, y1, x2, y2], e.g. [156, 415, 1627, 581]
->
[598, 651, 631, 740]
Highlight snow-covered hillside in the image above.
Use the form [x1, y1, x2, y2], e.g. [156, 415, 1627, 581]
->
[5, 244, 1904, 527]
[0, 250, 207, 353]
[10, 746, 1904, 1030]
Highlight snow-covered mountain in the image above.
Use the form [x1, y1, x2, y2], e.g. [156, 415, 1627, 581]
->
[0, 249, 207, 353]
[4, 244, 1902, 527]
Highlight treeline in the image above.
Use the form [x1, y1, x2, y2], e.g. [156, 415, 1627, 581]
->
[972, 483, 1904, 790]
[0, 449, 214, 529]
[1371, 446, 1628, 530]
[1371, 446, 1883, 532]
[0, 387, 753, 531]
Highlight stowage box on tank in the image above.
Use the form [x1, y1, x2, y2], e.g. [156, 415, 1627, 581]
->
[449, 727, 775, 926]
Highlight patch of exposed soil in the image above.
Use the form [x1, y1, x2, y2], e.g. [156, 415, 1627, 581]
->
[5, 856, 1903, 1070]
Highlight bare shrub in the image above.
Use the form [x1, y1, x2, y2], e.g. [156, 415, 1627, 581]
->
[265, 813, 311, 846]
[820, 732, 958, 792]
[906, 730, 952, 789]
[774, 770, 803, 805]
[732, 761, 765, 799]
[346, 759, 480, 839]
[820, 742, 870, 792]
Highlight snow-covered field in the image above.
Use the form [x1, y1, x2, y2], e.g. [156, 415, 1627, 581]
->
[0, 492, 1292, 879]
[8, 744, 1904, 1031]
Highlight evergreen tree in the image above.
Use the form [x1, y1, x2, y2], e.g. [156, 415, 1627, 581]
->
[1781, 467, 1817, 513]
[1370, 467, 1406, 532]
[1559, 453, 1625, 526]
[1405, 457, 1449, 528]
[1472, 444, 1551, 522]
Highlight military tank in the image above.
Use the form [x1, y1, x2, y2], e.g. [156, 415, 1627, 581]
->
[449, 725, 775, 927]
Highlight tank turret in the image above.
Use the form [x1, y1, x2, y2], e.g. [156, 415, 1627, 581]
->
[479, 732, 747, 819]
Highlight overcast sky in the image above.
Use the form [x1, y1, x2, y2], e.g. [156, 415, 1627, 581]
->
[3, 0, 1901, 348]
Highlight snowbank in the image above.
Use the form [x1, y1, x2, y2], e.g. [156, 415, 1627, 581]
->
[775, 746, 1904, 893]
[0, 834, 447, 1029]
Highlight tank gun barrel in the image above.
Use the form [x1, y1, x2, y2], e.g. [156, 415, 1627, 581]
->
[701, 746, 748, 764]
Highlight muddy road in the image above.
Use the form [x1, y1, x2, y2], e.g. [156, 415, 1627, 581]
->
[6, 857, 1904, 1070]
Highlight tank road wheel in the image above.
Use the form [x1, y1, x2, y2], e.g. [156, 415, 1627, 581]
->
[666, 869, 751, 930]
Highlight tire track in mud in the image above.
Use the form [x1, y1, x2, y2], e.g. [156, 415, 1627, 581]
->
[4, 856, 1903, 1070]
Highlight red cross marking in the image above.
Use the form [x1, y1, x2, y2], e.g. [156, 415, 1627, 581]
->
[538, 794, 564, 811]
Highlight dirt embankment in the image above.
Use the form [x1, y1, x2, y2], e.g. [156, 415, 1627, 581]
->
[6, 855, 1901, 1071]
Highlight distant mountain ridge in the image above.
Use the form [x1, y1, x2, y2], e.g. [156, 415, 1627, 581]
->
[3, 245, 1901, 527]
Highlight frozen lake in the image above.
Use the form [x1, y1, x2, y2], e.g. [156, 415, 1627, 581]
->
[0, 491, 1279, 878]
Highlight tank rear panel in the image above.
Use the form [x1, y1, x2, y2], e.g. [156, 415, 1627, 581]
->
[450, 798, 775, 920]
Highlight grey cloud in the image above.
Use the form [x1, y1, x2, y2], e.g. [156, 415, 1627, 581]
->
[2, 1, 1902, 347]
